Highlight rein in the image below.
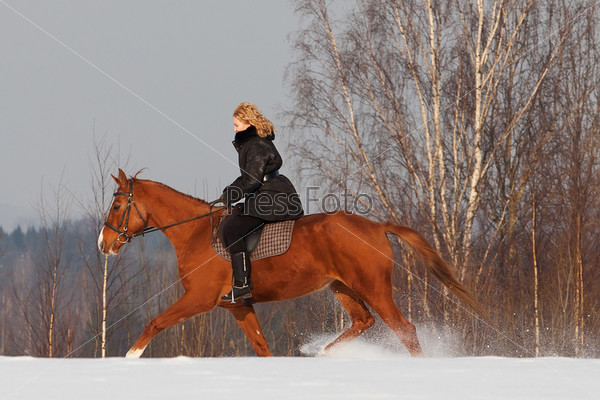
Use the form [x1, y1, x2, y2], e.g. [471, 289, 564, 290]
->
[104, 179, 224, 244]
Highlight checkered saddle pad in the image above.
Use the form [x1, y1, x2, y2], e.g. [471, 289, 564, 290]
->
[211, 217, 295, 262]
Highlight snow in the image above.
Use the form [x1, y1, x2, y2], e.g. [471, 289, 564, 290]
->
[1, 340, 599, 400]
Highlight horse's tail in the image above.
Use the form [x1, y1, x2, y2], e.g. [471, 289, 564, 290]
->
[384, 222, 484, 317]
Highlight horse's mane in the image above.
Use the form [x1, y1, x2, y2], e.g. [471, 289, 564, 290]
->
[132, 177, 211, 207]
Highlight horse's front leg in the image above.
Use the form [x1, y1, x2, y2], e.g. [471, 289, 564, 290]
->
[225, 304, 273, 356]
[126, 292, 216, 358]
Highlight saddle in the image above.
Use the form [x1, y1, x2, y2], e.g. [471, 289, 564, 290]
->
[211, 215, 295, 262]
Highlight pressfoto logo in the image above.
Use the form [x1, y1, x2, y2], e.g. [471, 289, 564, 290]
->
[305, 186, 373, 215]
[230, 186, 374, 216]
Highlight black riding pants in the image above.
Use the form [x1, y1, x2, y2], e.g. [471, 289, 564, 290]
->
[219, 206, 265, 254]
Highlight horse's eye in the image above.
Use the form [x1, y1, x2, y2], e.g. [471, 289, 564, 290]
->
[113, 205, 121, 211]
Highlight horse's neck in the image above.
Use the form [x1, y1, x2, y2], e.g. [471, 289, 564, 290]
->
[141, 182, 213, 246]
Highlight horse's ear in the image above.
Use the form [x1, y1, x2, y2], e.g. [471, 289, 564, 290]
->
[112, 169, 128, 186]
[118, 168, 128, 182]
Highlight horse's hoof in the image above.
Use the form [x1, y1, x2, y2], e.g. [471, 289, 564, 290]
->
[126, 347, 145, 358]
[317, 345, 331, 357]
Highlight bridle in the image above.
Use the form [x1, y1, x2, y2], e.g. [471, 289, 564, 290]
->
[103, 180, 149, 244]
[103, 179, 224, 244]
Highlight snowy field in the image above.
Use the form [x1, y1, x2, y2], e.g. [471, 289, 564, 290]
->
[1, 339, 599, 400]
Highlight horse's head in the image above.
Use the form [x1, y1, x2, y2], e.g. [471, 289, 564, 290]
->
[98, 168, 149, 255]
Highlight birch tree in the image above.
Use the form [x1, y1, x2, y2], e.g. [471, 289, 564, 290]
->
[289, 0, 566, 297]
[11, 178, 75, 357]
[80, 133, 136, 357]
[541, 3, 600, 354]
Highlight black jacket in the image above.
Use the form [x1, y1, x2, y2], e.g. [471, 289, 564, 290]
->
[222, 126, 304, 221]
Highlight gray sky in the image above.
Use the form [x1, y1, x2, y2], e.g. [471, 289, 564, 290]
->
[0, 0, 300, 231]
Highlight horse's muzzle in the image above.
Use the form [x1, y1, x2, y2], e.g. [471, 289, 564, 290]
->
[97, 230, 116, 255]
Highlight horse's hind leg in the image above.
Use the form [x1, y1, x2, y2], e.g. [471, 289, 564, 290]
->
[365, 290, 423, 357]
[346, 262, 423, 356]
[324, 280, 375, 353]
[227, 304, 273, 356]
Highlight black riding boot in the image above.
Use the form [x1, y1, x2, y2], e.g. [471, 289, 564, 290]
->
[221, 252, 253, 303]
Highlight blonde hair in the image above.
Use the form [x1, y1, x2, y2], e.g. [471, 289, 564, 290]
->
[233, 102, 275, 138]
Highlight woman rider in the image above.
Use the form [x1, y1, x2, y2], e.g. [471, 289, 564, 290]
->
[219, 102, 304, 303]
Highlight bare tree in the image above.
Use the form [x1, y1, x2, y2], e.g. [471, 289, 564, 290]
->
[541, 4, 600, 354]
[79, 132, 137, 357]
[10, 176, 75, 357]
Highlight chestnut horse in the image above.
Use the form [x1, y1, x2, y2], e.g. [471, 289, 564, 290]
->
[98, 169, 481, 357]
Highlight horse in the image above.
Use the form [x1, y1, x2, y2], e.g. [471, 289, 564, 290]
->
[98, 169, 482, 357]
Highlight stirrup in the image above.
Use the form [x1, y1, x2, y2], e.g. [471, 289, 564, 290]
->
[221, 285, 252, 303]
